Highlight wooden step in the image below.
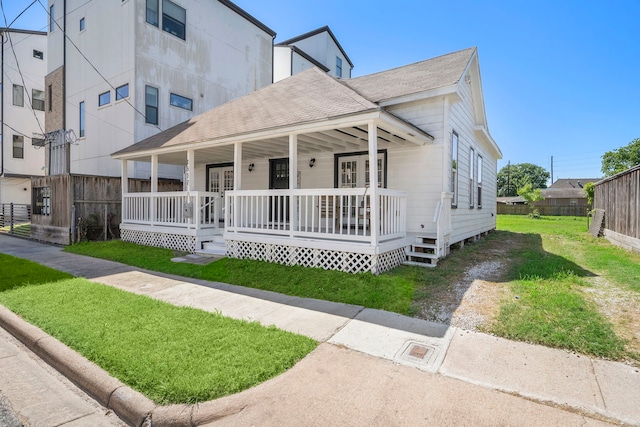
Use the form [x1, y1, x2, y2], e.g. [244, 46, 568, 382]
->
[406, 250, 439, 260]
[403, 260, 437, 268]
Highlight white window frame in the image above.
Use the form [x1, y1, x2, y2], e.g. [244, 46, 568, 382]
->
[451, 131, 459, 208]
[169, 92, 192, 110]
[477, 155, 483, 208]
[145, 85, 159, 125]
[12, 84, 24, 107]
[162, 0, 186, 40]
[469, 147, 475, 208]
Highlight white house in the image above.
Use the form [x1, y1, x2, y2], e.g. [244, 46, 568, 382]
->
[274, 26, 354, 82]
[45, 0, 275, 179]
[113, 47, 502, 274]
[0, 29, 47, 205]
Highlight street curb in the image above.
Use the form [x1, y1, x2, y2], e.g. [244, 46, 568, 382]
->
[0, 305, 230, 427]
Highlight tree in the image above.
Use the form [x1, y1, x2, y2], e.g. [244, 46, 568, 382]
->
[497, 163, 550, 197]
[583, 182, 595, 207]
[518, 182, 544, 217]
[601, 138, 640, 177]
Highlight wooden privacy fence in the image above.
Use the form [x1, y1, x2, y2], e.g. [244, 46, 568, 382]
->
[0, 203, 31, 238]
[594, 165, 640, 251]
[497, 204, 589, 216]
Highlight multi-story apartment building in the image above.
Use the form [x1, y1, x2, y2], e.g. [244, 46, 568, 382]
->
[0, 29, 47, 205]
[45, 0, 275, 180]
[274, 26, 353, 82]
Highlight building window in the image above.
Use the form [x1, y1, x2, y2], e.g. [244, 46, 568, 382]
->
[170, 93, 192, 110]
[33, 187, 51, 216]
[12, 84, 24, 107]
[477, 155, 483, 208]
[336, 57, 342, 78]
[49, 4, 55, 32]
[80, 17, 85, 31]
[32, 89, 45, 111]
[33, 49, 44, 60]
[451, 131, 458, 207]
[162, 0, 186, 40]
[79, 101, 85, 137]
[13, 135, 24, 159]
[145, 85, 159, 125]
[98, 91, 111, 106]
[116, 84, 129, 100]
[469, 147, 475, 208]
[146, 0, 159, 26]
[48, 84, 53, 111]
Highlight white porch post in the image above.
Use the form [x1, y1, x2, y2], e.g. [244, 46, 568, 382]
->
[121, 159, 128, 222]
[368, 121, 379, 246]
[187, 149, 197, 227]
[233, 142, 242, 230]
[150, 154, 158, 225]
[289, 134, 298, 236]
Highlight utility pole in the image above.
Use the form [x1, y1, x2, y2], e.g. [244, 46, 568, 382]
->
[507, 161, 511, 196]
[551, 156, 554, 185]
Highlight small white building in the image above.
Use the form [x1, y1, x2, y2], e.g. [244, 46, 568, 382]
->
[0, 29, 47, 205]
[113, 47, 502, 274]
[274, 26, 354, 82]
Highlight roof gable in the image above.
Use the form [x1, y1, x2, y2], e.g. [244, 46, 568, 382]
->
[277, 26, 354, 68]
[345, 48, 475, 104]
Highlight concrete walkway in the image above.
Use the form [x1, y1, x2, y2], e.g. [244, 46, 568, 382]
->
[1, 234, 639, 426]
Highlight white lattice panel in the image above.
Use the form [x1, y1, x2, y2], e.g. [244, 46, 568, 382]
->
[225, 240, 415, 274]
[121, 229, 196, 252]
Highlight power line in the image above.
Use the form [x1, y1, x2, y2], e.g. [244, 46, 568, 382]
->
[2, 0, 38, 29]
[36, 0, 164, 134]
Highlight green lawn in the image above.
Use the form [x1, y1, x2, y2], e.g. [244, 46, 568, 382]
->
[65, 240, 415, 314]
[0, 254, 316, 404]
[494, 215, 639, 360]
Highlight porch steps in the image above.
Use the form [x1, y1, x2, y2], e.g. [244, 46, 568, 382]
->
[403, 235, 439, 268]
[198, 241, 227, 257]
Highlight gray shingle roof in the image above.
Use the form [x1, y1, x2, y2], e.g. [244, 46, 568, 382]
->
[114, 68, 379, 156]
[344, 48, 476, 103]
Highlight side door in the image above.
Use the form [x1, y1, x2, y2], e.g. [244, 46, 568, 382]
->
[207, 165, 234, 223]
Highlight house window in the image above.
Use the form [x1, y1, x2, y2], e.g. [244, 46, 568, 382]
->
[146, 0, 159, 26]
[12, 84, 24, 107]
[80, 17, 85, 31]
[49, 4, 55, 32]
[451, 131, 458, 207]
[32, 89, 45, 111]
[336, 57, 342, 78]
[170, 93, 192, 110]
[79, 101, 85, 137]
[33, 49, 44, 60]
[145, 85, 159, 125]
[477, 155, 483, 208]
[33, 187, 51, 216]
[469, 147, 475, 208]
[162, 0, 186, 40]
[48, 84, 53, 111]
[13, 135, 24, 159]
[98, 91, 111, 106]
[116, 83, 129, 100]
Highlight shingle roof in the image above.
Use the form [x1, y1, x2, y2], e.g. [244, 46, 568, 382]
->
[344, 48, 476, 103]
[548, 178, 600, 189]
[114, 68, 379, 156]
[541, 188, 587, 199]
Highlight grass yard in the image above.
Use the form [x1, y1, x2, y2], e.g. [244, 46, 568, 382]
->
[0, 255, 316, 404]
[66, 240, 415, 314]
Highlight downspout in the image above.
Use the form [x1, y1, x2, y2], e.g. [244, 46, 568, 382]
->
[63, 0, 68, 173]
[1, 30, 5, 181]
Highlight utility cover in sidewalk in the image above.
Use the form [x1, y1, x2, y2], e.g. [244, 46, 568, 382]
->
[398, 341, 438, 369]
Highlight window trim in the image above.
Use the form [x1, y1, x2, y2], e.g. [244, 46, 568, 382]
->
[451, 131, 459, 208]
[145, 85, 159, 125]
[477, 155, 483, 209]
[32, 89, 45, 111]
[79, 101, 85, 137]
[80, 17, 85, 31]
[469, 147, 475, 208]
[49, 4, 55, 32]
[146, 0, 159, 26]
[33, 49, 44, 60]
[336, 57, 342, 78]
[169, 92, 193, 110]
[12, 84, 24, 107]
[333, 149, 388, 189]
[12, 135, 24, 159]
[98, 91, 111, 107]
[162, 0, 186, 40]
[116, 83, 129, 101]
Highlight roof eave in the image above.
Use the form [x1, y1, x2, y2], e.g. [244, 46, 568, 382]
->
[473, 125, 502, 159]
[377, 84, 461, 107]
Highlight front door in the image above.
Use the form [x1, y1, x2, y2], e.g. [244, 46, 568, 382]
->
[269, 158, 289, 222]
[337, 153, 385, 225]
[207, 165, 234, 222]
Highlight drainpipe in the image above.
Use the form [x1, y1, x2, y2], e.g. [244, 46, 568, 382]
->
[1, 30, 5, 182]
[63, 0, 68, 174]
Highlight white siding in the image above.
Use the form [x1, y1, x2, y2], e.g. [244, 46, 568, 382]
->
[273, 46, 292, 82]
[286, 31, 351, 78]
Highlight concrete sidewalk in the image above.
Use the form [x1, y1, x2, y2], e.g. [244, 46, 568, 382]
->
[1, 234, 639, 426]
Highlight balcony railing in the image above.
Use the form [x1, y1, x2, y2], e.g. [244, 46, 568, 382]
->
[122, 191, 220, 229]
[225, 188, 407, 243]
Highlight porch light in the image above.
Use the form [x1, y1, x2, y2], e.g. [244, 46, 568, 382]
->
[248, 163, 255, 172]
[309, 158, 316, 168]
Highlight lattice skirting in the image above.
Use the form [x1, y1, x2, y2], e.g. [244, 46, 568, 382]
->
[226, 241, 407, 274]
[121, 229, 196, 253]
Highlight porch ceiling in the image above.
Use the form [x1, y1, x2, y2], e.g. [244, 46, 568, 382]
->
[144, 123, 425, 166]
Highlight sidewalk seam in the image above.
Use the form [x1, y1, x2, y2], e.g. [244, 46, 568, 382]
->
[589, 358, 608, 412]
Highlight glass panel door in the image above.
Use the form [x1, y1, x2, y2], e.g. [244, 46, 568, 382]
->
[208, 166, 233, 222]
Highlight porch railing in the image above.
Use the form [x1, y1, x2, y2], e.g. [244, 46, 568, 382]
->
[225, 188, 407, 243]
[122, 191, 220, 229]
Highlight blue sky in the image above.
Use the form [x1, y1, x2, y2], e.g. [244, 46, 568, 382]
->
[4, 0, 639, 181]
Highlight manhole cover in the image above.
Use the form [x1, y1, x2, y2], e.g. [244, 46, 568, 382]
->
[409, 345, 429, 359]
[399, 341, 437, 366]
